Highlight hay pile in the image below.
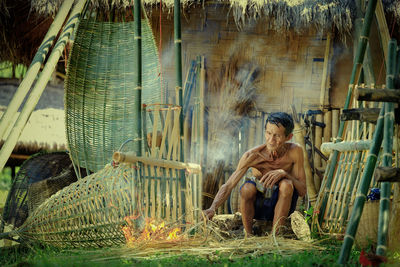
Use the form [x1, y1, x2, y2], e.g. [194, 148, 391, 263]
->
[112, 211, 320, 260]
[81, 221, 325, 263]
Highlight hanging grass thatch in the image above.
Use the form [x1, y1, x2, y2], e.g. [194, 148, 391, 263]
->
[28, 0, 400, 35]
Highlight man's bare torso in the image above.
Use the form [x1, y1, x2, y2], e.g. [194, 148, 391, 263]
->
[247, 143, 297, 179]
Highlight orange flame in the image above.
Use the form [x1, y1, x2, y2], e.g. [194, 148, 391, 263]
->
[122, 217, 182, 246]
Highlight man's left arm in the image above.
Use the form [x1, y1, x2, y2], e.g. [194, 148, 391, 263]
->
[285, 145, 307, 197]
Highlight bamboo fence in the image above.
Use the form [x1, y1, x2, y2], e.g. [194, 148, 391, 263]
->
[316, 0, 378, 228]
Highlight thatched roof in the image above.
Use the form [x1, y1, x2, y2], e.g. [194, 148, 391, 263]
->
[28, 0, 400, 34]
[1, 0, 400, 66]
[0, 0, 53, 66]
[0, 79, 66, 154]
[0, 107, 67, 154]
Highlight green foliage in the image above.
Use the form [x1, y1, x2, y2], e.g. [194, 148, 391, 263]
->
[0, 240, 366, 267]
[0, 167, 13, 191]
[0, 61, 27, 78]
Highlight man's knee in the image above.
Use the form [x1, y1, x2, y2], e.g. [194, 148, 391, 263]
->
[240, 183, 257, 201]
[279, 179, 294, 198]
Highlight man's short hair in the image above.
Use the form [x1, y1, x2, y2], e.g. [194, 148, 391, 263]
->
[265, 112, 294, 136]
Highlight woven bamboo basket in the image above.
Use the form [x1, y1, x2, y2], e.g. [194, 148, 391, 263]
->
[65, 16, 161, 173]
[18, 163, 143, 248]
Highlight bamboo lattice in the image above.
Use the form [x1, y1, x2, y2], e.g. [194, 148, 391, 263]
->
[314, 85, 385, 234]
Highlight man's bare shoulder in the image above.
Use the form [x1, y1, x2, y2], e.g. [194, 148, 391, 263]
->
[246, 144, 266, 155]
[287, 142, 303, 156]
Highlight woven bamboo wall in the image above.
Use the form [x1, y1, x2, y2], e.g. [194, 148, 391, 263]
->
[150, 4, 329, 113]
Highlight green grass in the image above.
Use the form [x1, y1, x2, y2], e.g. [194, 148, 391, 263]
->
[0, 239, 366, 267]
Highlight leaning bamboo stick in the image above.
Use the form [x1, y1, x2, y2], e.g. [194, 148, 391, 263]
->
[113, 152, 201, 174]
[0, 0, 74, 140]
[0, 0, 86, 173]
[377, 39, 397, 256]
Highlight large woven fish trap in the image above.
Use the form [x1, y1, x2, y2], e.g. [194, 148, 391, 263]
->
[65, 14, 161, 174]
[16, 161, 199, 248]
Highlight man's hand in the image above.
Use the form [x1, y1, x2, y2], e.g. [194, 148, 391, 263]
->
[203, 208, 216, 220]
[259, 169, 287, 188]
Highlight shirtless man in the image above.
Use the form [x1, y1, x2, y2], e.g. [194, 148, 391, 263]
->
[203, 112, 307, 235]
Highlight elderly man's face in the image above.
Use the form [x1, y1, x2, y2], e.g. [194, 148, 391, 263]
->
[264, 122, 292, 151]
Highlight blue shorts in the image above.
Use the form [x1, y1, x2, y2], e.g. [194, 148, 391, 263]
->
[240, 180, 299, 221]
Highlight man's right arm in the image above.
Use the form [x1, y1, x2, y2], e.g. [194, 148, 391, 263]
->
[203, 149, 264, 219]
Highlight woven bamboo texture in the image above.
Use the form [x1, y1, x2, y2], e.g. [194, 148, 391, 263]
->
[65, 17, 161, 173]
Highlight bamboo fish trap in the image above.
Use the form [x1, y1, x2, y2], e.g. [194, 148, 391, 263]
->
[3, 159, 200, 248]
[65, 12, 161, 174]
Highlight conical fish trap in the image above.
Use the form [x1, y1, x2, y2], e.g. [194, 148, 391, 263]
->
[18, 163, 144, 248]
[65, 16, 161, 173]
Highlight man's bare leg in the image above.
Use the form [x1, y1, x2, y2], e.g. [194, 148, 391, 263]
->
[273, 179, 294, 231]
[240, 183, 257, 235]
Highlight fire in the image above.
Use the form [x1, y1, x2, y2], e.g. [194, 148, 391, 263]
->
[122, 216, 182, 246]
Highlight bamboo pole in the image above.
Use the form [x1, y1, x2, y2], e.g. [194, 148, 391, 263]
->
[0, 0, 86, 173]
[318, 0, 378, 226]
[377, 39, 397, 256]
[199, 56, 205, 166]
[0, 0, 74, 140]
[323, 110, 332, 143]
[332, 109, 339, 138]
[113, 153, 201, 175]
[319, 33, 331, 108]
[174, 0, 186, 220]
[321, 140, 372, 155]
[134, 0, 142, 156]
[338, 106, 385, 264]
